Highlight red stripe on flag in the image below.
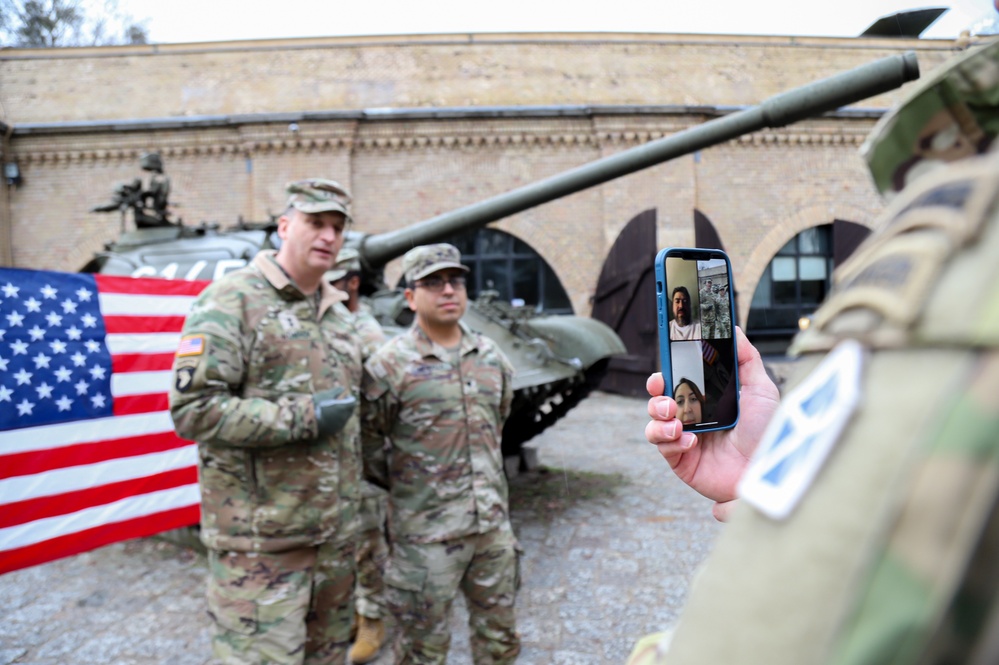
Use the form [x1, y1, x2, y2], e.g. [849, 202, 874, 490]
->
[112, 352, 176, 373]
[0, 467, 198, 529]
[95, 274, 211, 296]
[113, 393, 170, 416]
[0, 504, 201, 576]
[0, 431, 192, 480]
[104, 315, 188, 334]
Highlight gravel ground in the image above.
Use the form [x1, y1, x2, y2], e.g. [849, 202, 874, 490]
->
[0, 391, 721, 665]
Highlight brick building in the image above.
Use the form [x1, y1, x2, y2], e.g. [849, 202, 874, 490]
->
[0, 32, 960, 365]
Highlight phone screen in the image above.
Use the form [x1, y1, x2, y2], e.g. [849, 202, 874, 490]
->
[656, 249, 739, 432]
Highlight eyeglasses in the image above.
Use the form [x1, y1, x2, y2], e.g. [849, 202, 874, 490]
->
[413, 275, 467, 292]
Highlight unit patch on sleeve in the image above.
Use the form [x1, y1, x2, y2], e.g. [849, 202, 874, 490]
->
[177, 334, 206, 357]
[175, 366, 196, 392]
[738, 339, 865, 520]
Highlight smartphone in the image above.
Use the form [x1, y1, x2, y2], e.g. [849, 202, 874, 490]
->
[655, 247, 739, 433]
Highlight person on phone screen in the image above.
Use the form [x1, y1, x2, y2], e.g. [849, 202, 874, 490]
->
[669, 286, 701, 340]
[674, 378, 705, 426]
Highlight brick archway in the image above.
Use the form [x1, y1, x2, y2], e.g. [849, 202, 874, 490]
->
[738, 204, 874, 329]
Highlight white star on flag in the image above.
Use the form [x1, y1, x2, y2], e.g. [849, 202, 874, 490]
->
[0, 267, 210, 577]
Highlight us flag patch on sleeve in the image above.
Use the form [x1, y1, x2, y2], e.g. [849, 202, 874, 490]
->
[177, 334, 206, 357]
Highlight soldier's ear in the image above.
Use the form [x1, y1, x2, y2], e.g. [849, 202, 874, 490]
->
[276, 214, 291, 241]
[404, 288, 417, 312]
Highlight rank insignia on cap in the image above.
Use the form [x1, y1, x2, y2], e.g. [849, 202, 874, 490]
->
[738, 339, 865, 520]
[177, 335, 205, 357]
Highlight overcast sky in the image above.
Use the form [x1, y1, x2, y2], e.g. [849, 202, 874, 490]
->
[116, 0, 996, 44]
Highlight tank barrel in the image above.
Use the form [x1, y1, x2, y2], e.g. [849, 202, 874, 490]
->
[360, 51, 918, 266]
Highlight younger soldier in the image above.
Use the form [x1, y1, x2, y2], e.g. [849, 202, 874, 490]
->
[170, 178, 363, 665]
[362, 243, 520, 664]
[326, 249, 390, 663]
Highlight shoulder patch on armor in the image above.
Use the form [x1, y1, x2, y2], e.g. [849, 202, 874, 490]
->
[176, 334, 205, 357]
[817, 232, 949, 329]
[739, 339, 865, 520]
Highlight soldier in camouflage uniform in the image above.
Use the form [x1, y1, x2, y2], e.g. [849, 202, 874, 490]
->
[712, 284, 732, 339]
[361, 243, 520, 665]
[169, 178, 363, 665]
[325, 249, 390, 663]
[327, 248, 387, 360]
[698, 279, 715, 339]
[631, 37, 999, 665]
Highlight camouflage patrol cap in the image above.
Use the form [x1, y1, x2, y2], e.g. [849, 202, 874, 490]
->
[285, 178, 352, 218]
[325, 248, 361, 283]
[862, 39, 999, 197]
[402, 243, 470, 283]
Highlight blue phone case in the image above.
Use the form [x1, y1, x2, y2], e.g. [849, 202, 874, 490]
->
[655, 247, 740, 433]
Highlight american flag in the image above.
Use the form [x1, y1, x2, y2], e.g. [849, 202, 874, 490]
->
[0, 268, 210, 575]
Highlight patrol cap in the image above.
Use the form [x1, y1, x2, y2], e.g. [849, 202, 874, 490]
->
[862, 39, 999, 197]
[325, 248, 361, 283]
[285, 178, 352, 217]
[402, 243, 470, 283]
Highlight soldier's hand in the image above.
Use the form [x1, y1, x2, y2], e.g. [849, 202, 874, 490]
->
[645, 327, 780, 521]
[314, 387, 357, 437]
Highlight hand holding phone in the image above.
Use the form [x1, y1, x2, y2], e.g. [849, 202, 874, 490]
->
[655, 247, 740, 433]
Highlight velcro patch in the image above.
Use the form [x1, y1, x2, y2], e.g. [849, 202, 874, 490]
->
[175, 366, 195, 392]
[177, 334, 206, 357]
[739, 339, 865, 520]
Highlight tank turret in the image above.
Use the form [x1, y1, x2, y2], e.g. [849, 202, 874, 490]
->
[85, 51, 920, 461]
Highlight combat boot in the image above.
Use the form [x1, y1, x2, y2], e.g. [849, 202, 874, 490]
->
[349, 615, 386, 664]
[350, 611, 359, 641]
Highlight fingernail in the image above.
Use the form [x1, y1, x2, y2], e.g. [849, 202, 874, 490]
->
[656, 401, 672, 419]
[681, 433, 696, 449]
[665, 420, 678, 438]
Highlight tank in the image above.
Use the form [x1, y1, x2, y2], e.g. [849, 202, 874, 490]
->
[83, 51, 920, 461]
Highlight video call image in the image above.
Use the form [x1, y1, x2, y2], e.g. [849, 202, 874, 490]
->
[665, 256, 737, 428]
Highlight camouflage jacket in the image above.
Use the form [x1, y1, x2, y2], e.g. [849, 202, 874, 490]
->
[351, 303, 388, 502]
[628, 152, 999, 664]
[361, 321, 514, 544]
[169, 251, 363, 553]
[353, 302, 387, 361]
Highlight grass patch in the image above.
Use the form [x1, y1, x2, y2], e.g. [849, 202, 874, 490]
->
[508, 467, 629, 519]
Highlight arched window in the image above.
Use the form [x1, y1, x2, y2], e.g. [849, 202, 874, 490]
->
[447, 229, 574, 314]
[747, 224, 833, 354]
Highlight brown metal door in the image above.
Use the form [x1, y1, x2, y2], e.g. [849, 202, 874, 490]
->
[592, 209, 658, 396]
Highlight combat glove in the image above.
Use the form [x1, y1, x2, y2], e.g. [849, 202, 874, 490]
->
[314, 387, 356, 437]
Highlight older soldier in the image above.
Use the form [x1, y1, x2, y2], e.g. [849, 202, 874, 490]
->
[325, 249, 390, 663]
[632, 37, 999, 665]
[169, 178, 363, 665]
[362, 243, 520, 665]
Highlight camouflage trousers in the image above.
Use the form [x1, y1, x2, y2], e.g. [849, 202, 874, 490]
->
[701, 314, 717, 339]
[355, 492, 389, 620]
[206, 539, 356, 665]
[385, 523, 521, 665]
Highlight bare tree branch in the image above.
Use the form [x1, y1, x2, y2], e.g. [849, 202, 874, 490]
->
[0, 0, 149, 47]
